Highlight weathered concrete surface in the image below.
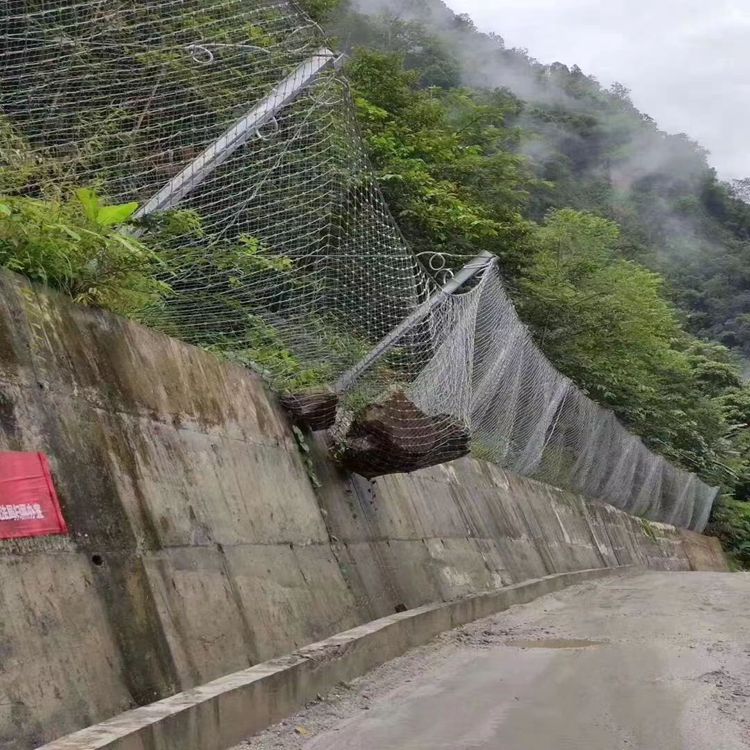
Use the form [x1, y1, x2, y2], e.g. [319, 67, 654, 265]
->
[37, 567, 632, 750]
[0, 270, 728, 748]
[308, 439, 727, 618]
[243, 572, 750, 750]
[680, 530, 730, 572]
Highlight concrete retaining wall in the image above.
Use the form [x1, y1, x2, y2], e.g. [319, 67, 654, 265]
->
[38, 567, 632, 750]
[0, 270, 728, 749]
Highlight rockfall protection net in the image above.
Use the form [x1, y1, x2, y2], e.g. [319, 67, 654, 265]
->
[0, 0, 717, 530]
[400, 264, 718, 532]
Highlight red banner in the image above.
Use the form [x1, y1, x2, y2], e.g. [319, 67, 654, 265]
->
[0, 452, 68, 539]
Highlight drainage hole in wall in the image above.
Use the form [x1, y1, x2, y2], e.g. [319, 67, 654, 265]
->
[91, 554, 104, 567]
[394, 603, 407, 613]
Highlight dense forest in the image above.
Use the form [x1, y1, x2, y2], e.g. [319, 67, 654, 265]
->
[298, 0, 750, 564]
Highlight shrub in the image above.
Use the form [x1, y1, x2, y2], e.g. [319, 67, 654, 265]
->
[0, 188, 171, 317]
[707, 498, 750, 569]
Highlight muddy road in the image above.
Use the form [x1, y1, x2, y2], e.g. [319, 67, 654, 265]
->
[238, 571, 749, 750]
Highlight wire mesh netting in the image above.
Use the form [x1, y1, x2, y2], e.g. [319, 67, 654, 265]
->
[0, 0, 717, 530]
[401, 265, 717, 532]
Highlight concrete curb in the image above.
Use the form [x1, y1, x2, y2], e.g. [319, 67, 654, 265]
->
[38, 565, 636, 750]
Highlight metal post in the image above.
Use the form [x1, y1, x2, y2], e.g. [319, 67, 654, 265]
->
[335, 251, 495, 393]
[135, 48, 339, 219]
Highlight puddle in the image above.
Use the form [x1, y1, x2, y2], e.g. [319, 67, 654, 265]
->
[506, 638, 604, 650]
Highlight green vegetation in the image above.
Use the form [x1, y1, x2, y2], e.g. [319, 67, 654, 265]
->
[710, 499, 750, 568]
[210, 314, 371, 393]
[347, 51, 533, 271]
[0, 189, 170, 317]
[518, 209, 729, 482]
[337, 25, 742, 480]
[640, 519, 659, 542]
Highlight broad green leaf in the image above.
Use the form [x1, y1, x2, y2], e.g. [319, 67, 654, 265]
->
[76, 188, 101, 223]
[96, 202, 139, 227]
[0, 203, 11, 218]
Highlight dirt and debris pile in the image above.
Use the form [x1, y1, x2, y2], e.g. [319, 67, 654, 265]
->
[336, 389, 469, 478]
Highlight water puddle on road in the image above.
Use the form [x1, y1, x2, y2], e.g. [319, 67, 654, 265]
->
[505, 638, 604, 649]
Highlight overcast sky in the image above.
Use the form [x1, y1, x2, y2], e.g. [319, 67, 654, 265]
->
[446, 0, 750, 180]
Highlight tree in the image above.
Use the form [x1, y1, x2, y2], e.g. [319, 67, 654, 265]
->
[518, 209, 730, 481]
[347, 50, 533, 272]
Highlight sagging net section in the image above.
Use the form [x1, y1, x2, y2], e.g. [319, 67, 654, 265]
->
[400, 265, 718, 531]
[0, 0, 717, 531]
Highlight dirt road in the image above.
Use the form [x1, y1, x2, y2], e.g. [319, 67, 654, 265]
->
[238, 571, 749, 750]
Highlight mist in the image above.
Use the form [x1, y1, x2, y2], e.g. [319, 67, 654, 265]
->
[445, 0, 750, 182]
[346, 0, 577, 106]
[343, 0, 721, 214]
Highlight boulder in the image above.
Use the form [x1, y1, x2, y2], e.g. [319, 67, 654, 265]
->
[336, 389, 469, 478]
[280, 390, 338, 431]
